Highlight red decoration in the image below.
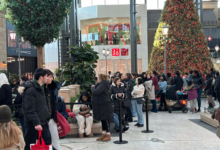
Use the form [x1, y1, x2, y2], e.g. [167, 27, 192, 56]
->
[121, 48, 129, 56]
[207, 36, 212, 41]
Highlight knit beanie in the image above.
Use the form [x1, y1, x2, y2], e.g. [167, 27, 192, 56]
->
[0, 105, 11, 123]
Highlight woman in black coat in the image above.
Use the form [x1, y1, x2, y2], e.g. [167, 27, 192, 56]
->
[0, 73, 12, 111]
[110, 77, 127, 123]
[91, 74, 113, 142]
[204, 73, 215, 108]
[171, 71, 183, 91]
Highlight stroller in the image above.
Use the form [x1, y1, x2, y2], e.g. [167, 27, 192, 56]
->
[166, 85, 188, 113]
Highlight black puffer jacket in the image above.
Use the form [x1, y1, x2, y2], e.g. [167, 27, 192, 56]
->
[124, 79, 133, 100]
[171, 76, 183, 91]
[91, 80, 113, 120]
[214, 76, 220, 92]
[110, 82, 127, 115]
[192, 74, 205, 90]
[204, 76, 213, 95]
[0, 84, 12, 110]
[44, 80, 57, 122]
[21, 80, 50, 126]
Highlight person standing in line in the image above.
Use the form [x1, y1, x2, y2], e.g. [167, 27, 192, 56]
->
[108, 71, 112, 82]
[166, 73, 173, 86]
[124, 73, 134, 124]
[188, 70, 193, 82]
[131, 73, 138, 118]
[150, 71, 159, 95]
[183, 73, 189, 90]
[44, 69, 60, 150]
[91, 74, 113, 142]
[110, 77, 129, 132]
[212, 72, 217, 100]
[158, 75, 167, 111]
[172, 71, 183, 91]
[141, 72, 148, 82]
[0, 105, 25, 150]
[204, 73, 215, 108]
[214, 72, 220, 106]
[132, 78, 145, 127]
[14, 76, 29, 134]
[144, 79, 157, 113]
[21, 68, 51, 150]
[0, 73, 12, 111]
[192, 70, 204, 112]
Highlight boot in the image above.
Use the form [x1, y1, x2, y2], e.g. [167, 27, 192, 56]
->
[158, 106, 162, 111]
[87, 133, 93, 137]
[79, 134, 84, 138]
[197, 108, 201, 112]
[96, 133, 106, 141]
[102, 133, 111, 142]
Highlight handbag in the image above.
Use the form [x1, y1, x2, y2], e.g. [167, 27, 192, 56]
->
[137, 98, 145, 104]
[216, 126, 220, 138]
[79, 108, 90, 116]
[30, 130, 52, 150]
[57, 112, 71, 137]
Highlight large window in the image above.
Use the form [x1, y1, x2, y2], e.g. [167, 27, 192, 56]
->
[80, 17, 141, 46]
[81, 0, 145, 7]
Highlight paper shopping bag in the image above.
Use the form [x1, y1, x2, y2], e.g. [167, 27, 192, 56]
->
[30, 130, 52, 150]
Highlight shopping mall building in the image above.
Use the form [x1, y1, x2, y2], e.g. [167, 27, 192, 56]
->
[43, 0, 219, 74]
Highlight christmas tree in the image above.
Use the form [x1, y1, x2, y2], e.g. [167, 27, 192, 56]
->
[149, 0, 213, 74]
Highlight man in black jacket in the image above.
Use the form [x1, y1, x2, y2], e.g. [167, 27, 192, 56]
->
[172, 71, 183, 91]
[44, 69, 60, 150]
[214, 72, 220, 105]
[22, 68, 51, 150]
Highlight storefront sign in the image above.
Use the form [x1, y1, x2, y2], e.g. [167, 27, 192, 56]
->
[7, 47, 37, 57]
[121, 48, 129, 56]
[112, 48, 120, 56]
[207, 36, 212, 41]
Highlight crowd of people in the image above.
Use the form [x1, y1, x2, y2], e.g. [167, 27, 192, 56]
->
[1, 67, 220, 149]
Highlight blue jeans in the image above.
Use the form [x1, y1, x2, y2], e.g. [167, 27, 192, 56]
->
[111, 113, 124, 130]
[131, 100, 137, 117]
[197, 88, 203, 108]
[134, 100, 144, 125]
[20, 117, 26, 134]
[151, 100, 158, 112]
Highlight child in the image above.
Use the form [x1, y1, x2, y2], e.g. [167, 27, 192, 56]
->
[185, 81, 198, 113]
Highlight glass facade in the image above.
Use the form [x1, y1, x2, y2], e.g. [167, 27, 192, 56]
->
[81, 0, 145, 7]
[80, 17, 141, 46]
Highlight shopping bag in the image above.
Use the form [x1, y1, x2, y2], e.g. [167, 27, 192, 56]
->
[180, 99, 188, 105]
[30, 130, 52, 150]
[57, 111, 71, 137]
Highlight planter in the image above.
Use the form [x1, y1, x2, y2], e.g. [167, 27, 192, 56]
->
[200, 113, 219, 127]
[69, 84, 80, 95]
[68, 122, 102, 135]
[58, 89, 71, 109]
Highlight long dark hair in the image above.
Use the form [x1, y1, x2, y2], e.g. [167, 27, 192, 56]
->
[78, 92, 92, 110]
[160, 74, 167, 81]
[126, 73, 132, 80]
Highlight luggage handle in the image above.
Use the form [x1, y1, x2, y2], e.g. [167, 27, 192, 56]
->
[37, 130, 46, 146]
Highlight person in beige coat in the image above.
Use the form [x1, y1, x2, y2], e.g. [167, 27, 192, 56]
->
[0, 105, 25, 150]
[144, 80, 158, 113]
[73, 92, 93, 138]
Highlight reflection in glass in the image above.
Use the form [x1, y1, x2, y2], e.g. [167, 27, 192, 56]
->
[80, 18, 141, 46]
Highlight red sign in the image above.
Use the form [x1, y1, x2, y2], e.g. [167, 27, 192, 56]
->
[112, 48, 120, 56]
[207, 36, 212, 41]
[121, 48, 129, 56]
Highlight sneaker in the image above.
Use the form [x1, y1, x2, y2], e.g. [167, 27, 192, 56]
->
[151, 111, 157, 114]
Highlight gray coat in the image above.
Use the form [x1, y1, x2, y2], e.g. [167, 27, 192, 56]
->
[91, 80, 113, 120]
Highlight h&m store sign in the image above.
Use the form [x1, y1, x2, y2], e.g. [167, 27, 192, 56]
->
[112, 48, 129, 56]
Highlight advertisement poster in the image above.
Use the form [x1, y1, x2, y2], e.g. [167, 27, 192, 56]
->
[121, 48, 129, 56]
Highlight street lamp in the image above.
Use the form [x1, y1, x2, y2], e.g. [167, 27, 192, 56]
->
[215, 45, 219, 52]
[102, 48, 109, 75]
[9, 30, 22, 80]
[162, 25, 169, 75]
